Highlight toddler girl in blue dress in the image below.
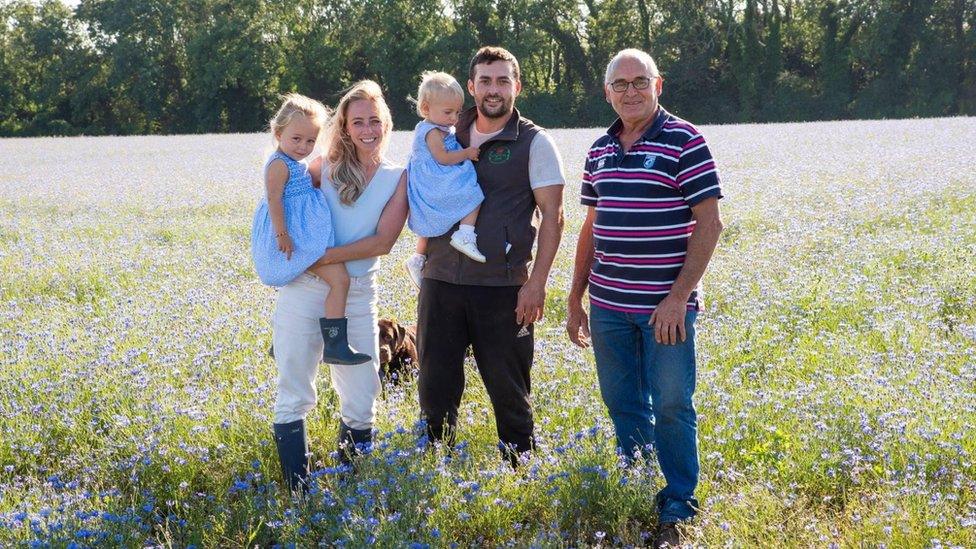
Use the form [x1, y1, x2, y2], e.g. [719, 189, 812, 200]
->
[404, 71, 486, 287]
[251, 93, 369, 365]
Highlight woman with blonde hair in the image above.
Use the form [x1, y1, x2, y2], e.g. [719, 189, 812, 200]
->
[271, 80, 408, 492]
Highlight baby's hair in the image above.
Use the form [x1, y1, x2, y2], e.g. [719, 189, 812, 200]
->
[269, 93, 330, 139]
[415, 71, 464, 117]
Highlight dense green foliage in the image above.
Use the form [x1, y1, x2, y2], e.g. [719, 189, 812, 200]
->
[1, 0, 974, 135]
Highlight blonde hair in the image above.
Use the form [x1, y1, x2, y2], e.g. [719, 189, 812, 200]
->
[269, 93, 329, 139]
[415, 71, 464, 117]
[323, 80, 393, 206]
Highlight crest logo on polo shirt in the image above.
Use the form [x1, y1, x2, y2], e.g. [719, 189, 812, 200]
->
[643, 155, 656, 169]
[487, 145, 511, 164]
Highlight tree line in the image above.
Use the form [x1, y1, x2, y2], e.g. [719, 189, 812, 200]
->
[1, 0, 973, 136]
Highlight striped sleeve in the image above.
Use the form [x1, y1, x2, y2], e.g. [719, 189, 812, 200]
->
[580, 159, 597, 206]
[676, 132, 722, 206]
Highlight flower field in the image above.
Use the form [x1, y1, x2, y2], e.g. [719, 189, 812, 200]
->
[1, 117, 975, 547]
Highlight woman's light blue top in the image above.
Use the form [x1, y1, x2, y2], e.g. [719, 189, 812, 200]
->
[406, 120, 484, 237]
[320, 161, 404, 277]
[251, 151, 334, 287]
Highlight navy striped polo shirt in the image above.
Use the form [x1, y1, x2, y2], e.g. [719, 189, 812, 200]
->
[581, 107, 723, 314]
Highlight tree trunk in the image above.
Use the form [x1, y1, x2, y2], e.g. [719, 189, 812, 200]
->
[538, 20, 597, 94]
[636, 0, 652, 52]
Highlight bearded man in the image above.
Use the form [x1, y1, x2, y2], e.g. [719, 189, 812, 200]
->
[416, 46, 566, 466]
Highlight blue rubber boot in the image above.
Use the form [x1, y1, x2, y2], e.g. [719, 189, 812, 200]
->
[337, 421, 373, 467]
[320, 318, 371, 365]
[273, 420, 309, 493]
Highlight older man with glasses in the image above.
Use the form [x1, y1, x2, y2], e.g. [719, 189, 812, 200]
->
[566, 48, 724, 547]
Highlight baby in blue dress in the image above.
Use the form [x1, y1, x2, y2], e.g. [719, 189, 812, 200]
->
[251, 93, 369, 365]
[405, 71, 486, 287]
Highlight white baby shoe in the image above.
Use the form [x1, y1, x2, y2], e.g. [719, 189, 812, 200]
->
[450, 231, 487, 263]
[404, 253, 426, 289]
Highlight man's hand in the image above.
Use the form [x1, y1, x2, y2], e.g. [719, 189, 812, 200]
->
[515, 278, 545, 326]
[277, 233, 294, 260]
[566, 299, 590, 348]
[649, 294, 687, 345]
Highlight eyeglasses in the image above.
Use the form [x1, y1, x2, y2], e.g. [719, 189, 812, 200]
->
[608, 76, 656, 93]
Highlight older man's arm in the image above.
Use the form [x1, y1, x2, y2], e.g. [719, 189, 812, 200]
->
[311, 172, 408, 266]
[514, 184, 564, 326]
[566, 206, 596, 348]
[650, 196, 723, 344]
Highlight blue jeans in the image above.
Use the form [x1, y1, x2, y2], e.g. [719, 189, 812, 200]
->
[589, 305, 700, 522]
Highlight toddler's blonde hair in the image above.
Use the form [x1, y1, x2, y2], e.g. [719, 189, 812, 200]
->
[415, 71, 464, 117]
[269, 93, 330, 139]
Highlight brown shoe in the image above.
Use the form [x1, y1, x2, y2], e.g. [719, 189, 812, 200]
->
[654, 521, 681, 548]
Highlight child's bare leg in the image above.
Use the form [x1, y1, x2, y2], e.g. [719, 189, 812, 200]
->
[309, 263, 348, 318]
[416, 236, 428, 255]
[459, 204, 480, 227]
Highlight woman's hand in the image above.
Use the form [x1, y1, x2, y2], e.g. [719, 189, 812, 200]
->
[276, 233, 294, 260]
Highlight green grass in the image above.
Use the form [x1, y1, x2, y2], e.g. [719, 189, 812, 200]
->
[2, 123, 975, 546]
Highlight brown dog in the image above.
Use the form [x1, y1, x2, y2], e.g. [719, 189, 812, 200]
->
[378, 318, 418, 383]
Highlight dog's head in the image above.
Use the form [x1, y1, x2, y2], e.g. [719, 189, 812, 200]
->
[377, 318, 418, 386]
[378, 318, 408, 365]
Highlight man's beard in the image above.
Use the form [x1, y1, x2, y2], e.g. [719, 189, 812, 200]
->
[477, 95, 513, 119]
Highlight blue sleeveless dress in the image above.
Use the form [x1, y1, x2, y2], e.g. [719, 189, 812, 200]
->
[251, 151, 334, 287]
[406, 120, 485, 237]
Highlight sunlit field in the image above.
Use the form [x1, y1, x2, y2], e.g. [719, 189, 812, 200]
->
[1, 117, 975, 547]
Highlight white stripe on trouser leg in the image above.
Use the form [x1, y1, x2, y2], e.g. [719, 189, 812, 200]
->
[329, 275, 381, 430]
[272, 272, 381, 428]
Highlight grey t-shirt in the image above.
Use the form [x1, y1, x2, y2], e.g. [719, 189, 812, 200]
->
[470, 125, 566, 189]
